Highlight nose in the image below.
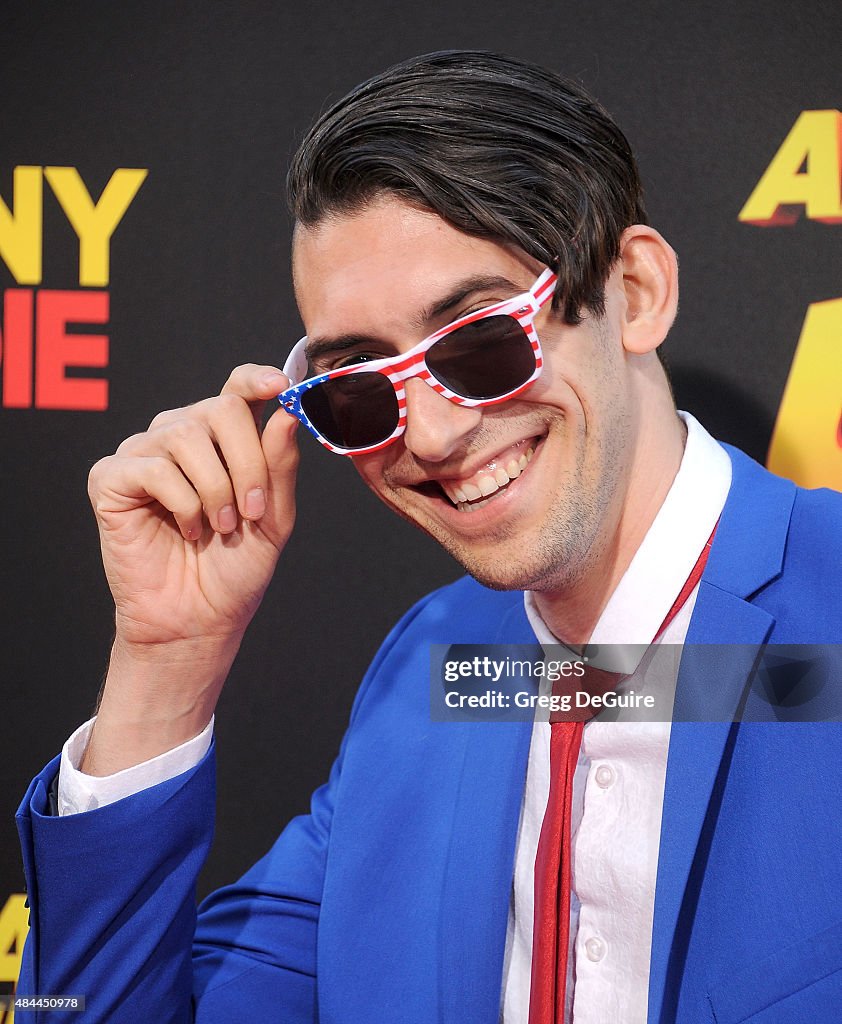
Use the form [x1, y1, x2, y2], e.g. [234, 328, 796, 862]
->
[402, 377, 482, 462]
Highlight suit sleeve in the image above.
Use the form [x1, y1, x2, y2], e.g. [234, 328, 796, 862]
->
[14, 590, 442, 1024]
[15, 733, 342, 1023]
[17, 744, 218, 1023]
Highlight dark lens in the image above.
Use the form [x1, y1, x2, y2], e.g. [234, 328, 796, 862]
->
[425, 316, 535, 399]
[300, 372, 398, 450]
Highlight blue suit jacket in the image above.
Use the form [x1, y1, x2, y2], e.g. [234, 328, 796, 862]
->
[16, 446, 842, 1023]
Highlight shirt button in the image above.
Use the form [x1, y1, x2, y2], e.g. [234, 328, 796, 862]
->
[584, 936, 606, 962]
[594, 764, 615, 789]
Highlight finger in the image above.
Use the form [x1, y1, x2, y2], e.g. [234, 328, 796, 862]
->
[221, 363, 289, 399]
[204, 393, 272, 522]
[128, 396, 273, 527]
[153, 416, 240, 534]
[143, 365, 290, 434]
[148, 404, 191, 433]
[221, 363, 290, 428]
[89, 455, 205, 541]
[115, 430, 154, 457]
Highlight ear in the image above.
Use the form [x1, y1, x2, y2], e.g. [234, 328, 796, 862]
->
[617, 225, 679, 355]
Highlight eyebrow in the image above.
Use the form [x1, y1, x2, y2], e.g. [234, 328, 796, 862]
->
[416, 274, 523, 326]
[304, 274, 525, 363]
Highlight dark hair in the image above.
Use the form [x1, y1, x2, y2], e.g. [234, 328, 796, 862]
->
[287, 50, 648, 326]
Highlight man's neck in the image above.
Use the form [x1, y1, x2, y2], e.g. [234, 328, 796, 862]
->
[532, 408, 688, 647]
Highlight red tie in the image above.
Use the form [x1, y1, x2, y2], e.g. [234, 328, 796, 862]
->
[528, 525, 717, 1024]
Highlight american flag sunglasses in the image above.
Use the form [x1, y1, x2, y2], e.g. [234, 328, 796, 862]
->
[279, 267, 558, 455]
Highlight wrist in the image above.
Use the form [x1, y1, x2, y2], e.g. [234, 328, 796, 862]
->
[79, 635, 239, 775]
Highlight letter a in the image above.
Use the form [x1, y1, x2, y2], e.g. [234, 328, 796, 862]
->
[739, 110, 842, 225]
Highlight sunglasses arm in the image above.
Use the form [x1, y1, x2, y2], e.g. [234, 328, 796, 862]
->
[282, 337, 310, 387]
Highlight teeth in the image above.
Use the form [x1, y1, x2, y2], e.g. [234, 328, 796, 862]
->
[457, 496, 493, 513]
[437, 443, 537, 511]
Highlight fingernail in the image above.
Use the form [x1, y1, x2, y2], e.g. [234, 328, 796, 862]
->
[261, 372, 286, 390]
[244, 487, 265, 518]
[218, 505, 237, 532]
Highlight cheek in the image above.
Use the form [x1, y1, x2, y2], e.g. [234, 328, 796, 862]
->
[352, 452, 396, 498]
[351, 454, 380, 487]
[533, 327, 626, 423]
[525, 337, 595, 412]
[522, 369, 581, 418]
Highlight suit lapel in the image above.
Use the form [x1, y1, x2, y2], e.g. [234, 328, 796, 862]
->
[648, 585, 774, 1023]
[648, 447, 796, 1023]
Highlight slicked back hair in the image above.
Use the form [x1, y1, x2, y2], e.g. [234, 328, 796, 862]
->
[287, 50, 649, 326]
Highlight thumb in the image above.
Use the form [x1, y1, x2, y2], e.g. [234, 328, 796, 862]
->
[260, 405, 300, 539]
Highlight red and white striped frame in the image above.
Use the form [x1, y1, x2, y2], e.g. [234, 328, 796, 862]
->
[279, 266, 557, 455]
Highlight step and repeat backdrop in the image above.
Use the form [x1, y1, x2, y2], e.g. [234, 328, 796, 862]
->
[1, 0, 840, 1006]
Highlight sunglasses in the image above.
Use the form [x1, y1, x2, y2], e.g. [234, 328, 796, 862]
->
[279, 267, 557, 455]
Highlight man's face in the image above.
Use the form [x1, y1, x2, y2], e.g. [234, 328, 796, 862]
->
[292, 196, 638, 593]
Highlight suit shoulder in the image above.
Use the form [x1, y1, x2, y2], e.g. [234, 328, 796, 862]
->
[790, 481, 842, 543]
[360, 576, 529, 683]
[742, 468, 842, 636]
[348, 576, 529, 727]
[390, 575, 526, 639]
[779, 483, 842, 611]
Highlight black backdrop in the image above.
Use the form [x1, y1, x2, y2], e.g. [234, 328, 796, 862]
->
[2, 0, 841, 992]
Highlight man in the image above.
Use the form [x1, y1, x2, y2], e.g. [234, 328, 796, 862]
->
[16, 51, 842, 1024]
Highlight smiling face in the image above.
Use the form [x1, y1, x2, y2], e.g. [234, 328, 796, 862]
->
[292, 196, 649, 594]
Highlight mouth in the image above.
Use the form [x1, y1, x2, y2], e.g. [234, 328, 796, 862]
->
[433, 436, 542, 512]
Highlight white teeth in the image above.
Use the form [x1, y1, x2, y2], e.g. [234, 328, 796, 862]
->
[441, 442, 538, 511]
[458, 496, 492, 512]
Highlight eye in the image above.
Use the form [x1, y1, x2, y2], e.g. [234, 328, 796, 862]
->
[453, 299, 505, 324]
[332, 351, 382, 370]
[309, 350, 384, 375]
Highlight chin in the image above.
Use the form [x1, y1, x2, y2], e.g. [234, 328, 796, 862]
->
[432, 531, 577, 594]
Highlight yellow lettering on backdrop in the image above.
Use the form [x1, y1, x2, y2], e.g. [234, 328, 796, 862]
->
[0, 167, 43, 285]
[0, 893, 28, 982]
[767, 298, 842, 489]
[739, 110, 842, 225]
[44, 167, 148, 286]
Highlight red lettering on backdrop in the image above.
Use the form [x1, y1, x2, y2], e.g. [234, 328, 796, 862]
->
[0, 289, 34, 407]
[0, 289, 109, 409]
[35, 290, 109, 410]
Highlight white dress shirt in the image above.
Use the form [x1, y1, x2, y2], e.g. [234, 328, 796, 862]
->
[57, 714, 213, 815]
[500, 412, 732, 1023]
[58, 412, 731, 1023]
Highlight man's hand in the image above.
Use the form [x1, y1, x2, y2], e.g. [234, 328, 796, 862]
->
[81, 365, 298, 775]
